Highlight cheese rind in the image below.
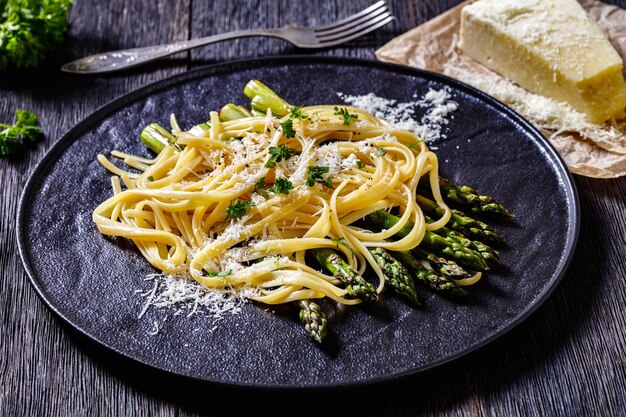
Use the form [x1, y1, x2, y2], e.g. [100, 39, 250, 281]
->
[459, 0, 626, 124]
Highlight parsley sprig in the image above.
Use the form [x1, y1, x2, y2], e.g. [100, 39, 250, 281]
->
[269, 177, 294, 195]
[226, 199, 253, 220]
[290, 106, 308, 120]
[265, 144, 299, 168]
[333, 106, 358, 126]
[278, 105, 308, 139]
[0, 0, 73, 69]
[280, 119, 296, 138]
[306, 166, 333, 188]
[253, 176, 268, 194]
[0, 109, 43, 156]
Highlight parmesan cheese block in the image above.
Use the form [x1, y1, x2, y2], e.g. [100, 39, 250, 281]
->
[458, 0, 626, 124]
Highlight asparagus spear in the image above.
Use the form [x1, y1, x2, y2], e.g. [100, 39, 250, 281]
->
[415, 194, 504, 246]
[392, 250, 468, 299]
[140, 123, 181, 154]
[424, 215, 500, 266]
[244, 80, 291, 117]
[413, 247, 471, 279]
[311, 248, 378, 302]
[297, 299, 328, 344]
[219, 103, 252, 121]
[419, 177, 513, 220]
[365, 211, 490, 271]
[368, 247, 420, 305]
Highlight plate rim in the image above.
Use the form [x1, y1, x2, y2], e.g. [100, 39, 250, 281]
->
[16, 55, 580, 389]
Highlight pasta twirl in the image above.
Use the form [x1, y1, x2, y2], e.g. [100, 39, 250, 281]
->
[93, 104, 452, 306]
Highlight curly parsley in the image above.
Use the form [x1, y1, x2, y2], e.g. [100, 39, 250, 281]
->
[269, 177, 294, 195]
[0, 0, 74, 69]
[333, 106, 358, 126]
[0, 109, 43, 156]
[306, 166, 333, 188]
[290, 106, 308, 120]
[280, 119, 296, 138]
[226, 199, 253, 220]
[265, 144, 299, 168]
[253, 176, 268, 194]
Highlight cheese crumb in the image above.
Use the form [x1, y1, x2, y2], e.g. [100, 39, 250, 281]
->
[137, 274, 259, 333]
[337, 89, 458, 143]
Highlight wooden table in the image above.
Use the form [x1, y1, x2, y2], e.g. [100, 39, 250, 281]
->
[2, 1, 625, 415]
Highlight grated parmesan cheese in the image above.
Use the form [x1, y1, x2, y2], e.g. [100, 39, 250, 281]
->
[138, 273, 259, 325]
[338, 88, 458, 143]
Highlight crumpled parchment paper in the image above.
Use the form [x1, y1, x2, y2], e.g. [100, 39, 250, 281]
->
[376, 0, 626, 178]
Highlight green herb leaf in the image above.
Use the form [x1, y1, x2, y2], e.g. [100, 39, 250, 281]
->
[269, 177, 294, 195]
[290, 106, 308, 120]
[226, 199, 253, 220]
[407, 141, 420, 149]
[333, 106, 359, 126]
[306, 166, 333, 188]
[0, 109, 43, 156]
[0, 0, 74, 69]
[375, 148, 386, 157]
[355, 160, 366, 169]
[265, 144, 299, 168]
[147, 176, 154, 182]
[253, 176, 268, 194]
[280, 119, 296, 138]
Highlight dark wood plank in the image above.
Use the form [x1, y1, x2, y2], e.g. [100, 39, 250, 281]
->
[1, 0, 625, 416]
[0, 0, 190, 416]
[188, 0, 409, 64]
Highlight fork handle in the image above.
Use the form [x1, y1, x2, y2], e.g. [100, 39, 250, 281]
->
[61, 29, 281, 74]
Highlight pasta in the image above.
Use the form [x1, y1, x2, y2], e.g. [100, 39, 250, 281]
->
[93, 102, 454, 307]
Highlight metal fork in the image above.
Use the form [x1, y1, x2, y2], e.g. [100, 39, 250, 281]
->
[61, 1, 393, 75]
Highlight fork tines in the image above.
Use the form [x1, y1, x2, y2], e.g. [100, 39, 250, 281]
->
[314, 1, 393, 46]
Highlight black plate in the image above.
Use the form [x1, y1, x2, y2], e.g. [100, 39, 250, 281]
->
[17, 57, 579, 388]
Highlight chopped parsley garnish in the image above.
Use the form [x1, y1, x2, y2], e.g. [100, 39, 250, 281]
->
[375, 148, 386, 156]
[147, 175, 154, 182]
[226, 199, 253, 220]
[265, 144, 299, 168]
[306, 166, 333, 188]
[290, 106, 308, 120]
[355, 160, 366, 169]
[269, 177, 294, 195]
[253, 176, 268, 194]
[0, 109, 43, 156]
[207, 269, 232, 278]
[333, 106, 358, 126]
[280, 119, 296, 138]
